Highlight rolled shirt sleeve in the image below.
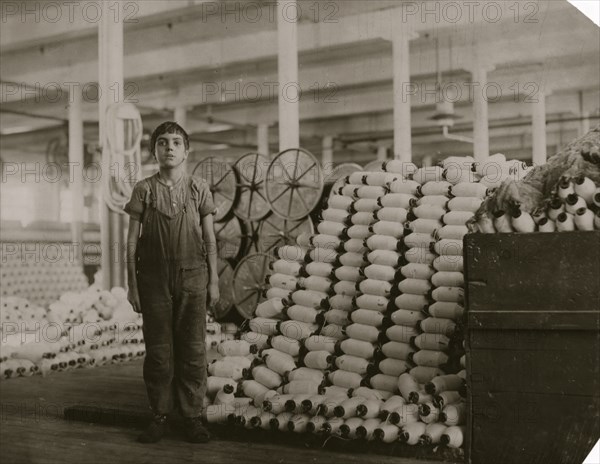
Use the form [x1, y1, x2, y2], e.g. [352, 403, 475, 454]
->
[195, 178, 218, 217]
[124, 181, 147, 221]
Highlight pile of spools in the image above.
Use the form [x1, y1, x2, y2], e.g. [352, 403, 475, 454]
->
[0, 286, 144, 380]
[0, 243, 89, 306]
[202, 154, 524, 453]
[471, 128, 600, 232]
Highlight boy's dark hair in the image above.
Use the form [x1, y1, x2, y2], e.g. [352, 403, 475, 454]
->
[150, 121, 190, 155]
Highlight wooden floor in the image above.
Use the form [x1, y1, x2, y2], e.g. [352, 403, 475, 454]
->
[0, 362, 461, 464]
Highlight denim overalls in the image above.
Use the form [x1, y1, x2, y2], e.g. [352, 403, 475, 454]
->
[125, 174, 215, 418]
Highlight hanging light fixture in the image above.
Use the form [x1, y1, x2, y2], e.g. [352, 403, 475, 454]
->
[428, 36, 473, 144]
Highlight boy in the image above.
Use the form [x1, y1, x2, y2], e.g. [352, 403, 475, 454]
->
[124, 121, 219, 443]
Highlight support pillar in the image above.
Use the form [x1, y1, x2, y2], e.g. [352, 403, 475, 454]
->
[174, 105, 187, 129]
[377, 145, 388, 162]
[531, 90, 548, 166]
[392, 12, 416, 162]
[471, 60, 495, 162]
[322, 135, 334, 174]
[68, 86, 84, 265]
[277, 0, 300, 151]
[99, 1, 124, 289]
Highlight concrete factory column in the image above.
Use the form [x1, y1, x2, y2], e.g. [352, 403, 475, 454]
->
[392, 12, 416, 162]
[277, 0, 300, 151]
[257, 124, 270, 156]
[99, 0, 125, 289]
[472, 62, 495, 162]
[322, 135, 334, 174]
[531, 90, 549, 166]
[174, 105, 188, 129]
[68, 86, 84, 265]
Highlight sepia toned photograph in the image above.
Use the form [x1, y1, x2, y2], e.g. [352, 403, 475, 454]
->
[1, 1, 599, 463]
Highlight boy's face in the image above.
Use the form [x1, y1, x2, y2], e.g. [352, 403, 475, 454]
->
[154, 133, 188, 168]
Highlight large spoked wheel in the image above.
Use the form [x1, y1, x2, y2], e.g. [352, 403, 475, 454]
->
[265, 148, 324, 220]
[258, 213, 314, 253]
[233, 153, 272, 221]
[214, 216, 245, 261]
[193, 157, 237, 222]
[211, 258, 235, 321]
[232, 253, 274, 320]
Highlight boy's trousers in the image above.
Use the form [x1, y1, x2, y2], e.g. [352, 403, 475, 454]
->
[138, 261, 208, 418]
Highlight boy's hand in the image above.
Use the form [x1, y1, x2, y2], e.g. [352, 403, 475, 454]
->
[128, 287, 142, 313]
[208, 280, 220, 308]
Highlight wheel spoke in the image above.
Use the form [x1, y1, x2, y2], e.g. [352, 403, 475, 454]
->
[270, 184, 292, 203]
[247, 188, 255, 218]
[217, 191, 234, 202]
[255, 190, 268, 203]
[213, 169, 233, 189]
[258, 258, 269, 282]
[286, 186, 295, 218]
[251, 154, 259, 184]
[297, 191, 310, 214]
[292, 150, 300, 179]
[237, 291, 259, 305]
[276, 159, 294, 181]
[295, 162, 317, 182]
[288, 220, 306, 233]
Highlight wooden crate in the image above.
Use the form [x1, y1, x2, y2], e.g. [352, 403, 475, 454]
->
[464, 231, 600, 464]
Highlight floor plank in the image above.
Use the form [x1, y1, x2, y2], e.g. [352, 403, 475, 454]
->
[0, 361, 462, 464]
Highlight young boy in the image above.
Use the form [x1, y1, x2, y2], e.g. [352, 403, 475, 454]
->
[124, 121, 219, 443]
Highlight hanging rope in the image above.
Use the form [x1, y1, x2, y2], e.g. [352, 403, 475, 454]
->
[102, 103, 143, 212]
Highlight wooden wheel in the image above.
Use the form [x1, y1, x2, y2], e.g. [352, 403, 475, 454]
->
[258, 212, 314, 253]
[211, 258, 235, 321]
[214, 216, 245, 260]
[232, 253, 274, 320]
[233, 153, 272, 221]
[193, 157, 237, 222]
[265, 148, 324, 220]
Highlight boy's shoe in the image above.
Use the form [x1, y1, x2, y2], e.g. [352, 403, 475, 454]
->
[183, 416, 211, 443]
[137, 414, 168, 443]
